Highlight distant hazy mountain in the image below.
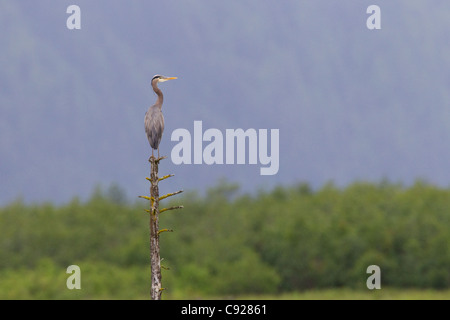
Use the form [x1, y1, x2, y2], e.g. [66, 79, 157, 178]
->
[1, 1, 450, 204]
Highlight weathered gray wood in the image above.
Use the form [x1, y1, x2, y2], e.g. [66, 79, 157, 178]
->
[141, 155, 183, 300]
[149, 155, 162, 300]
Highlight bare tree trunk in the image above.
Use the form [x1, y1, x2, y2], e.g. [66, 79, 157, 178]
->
[140, 156, 183, 300]
[149, 156, 162, 300]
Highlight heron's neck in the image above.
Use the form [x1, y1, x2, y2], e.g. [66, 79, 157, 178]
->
[152, 82, 163, 108]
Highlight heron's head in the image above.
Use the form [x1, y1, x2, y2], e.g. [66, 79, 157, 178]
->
[152, 75, 177, 84]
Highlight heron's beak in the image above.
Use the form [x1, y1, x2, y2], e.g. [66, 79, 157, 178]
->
[160, 76, 177, 82]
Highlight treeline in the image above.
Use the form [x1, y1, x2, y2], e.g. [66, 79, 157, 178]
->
[0, 180, 449, 299]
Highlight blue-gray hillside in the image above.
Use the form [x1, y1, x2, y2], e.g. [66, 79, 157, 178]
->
[1, 1, 450, 204]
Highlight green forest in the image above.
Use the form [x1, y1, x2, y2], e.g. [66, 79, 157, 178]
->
[1, 180, 449, 299]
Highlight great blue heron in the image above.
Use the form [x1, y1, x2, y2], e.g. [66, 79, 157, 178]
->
[145, 74, 177, 159]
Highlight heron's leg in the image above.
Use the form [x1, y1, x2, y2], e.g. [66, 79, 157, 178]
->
[149, 149, 154, 162]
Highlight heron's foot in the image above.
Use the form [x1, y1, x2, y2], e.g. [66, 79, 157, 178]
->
[149, 155, 167, 163]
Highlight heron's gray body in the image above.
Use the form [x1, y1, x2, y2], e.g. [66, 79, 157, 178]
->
[145, 104, 164, 150]
[145, 75, 176, 158]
